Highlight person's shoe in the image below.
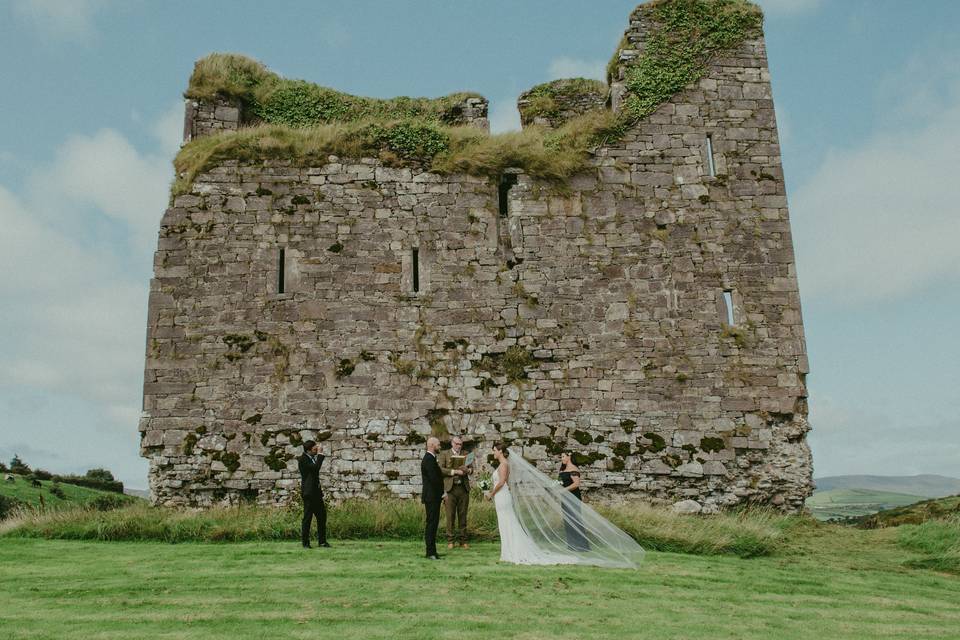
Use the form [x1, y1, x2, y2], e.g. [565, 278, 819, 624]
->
[319, 541, 331, 548]
[460, 543, 470, 549]
[426, 554, 442, 560]
[447, 542, 455, 549]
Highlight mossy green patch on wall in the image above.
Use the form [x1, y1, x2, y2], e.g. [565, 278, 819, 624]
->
[614, 0, 763, 122]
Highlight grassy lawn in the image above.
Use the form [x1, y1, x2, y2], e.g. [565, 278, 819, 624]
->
[1, 527, 958, 640]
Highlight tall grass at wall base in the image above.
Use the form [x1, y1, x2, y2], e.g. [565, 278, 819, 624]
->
[0, 498, 793, 557]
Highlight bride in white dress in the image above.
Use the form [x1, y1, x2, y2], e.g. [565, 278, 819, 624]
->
[486, 442, 645, 569]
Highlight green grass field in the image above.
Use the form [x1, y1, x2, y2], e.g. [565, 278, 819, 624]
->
[807, 488, 927, 521]
[1, 521, 958, 640]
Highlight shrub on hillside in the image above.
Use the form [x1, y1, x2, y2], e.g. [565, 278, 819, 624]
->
[52, 474, 124, 494]
[0, 462, 8, 473]
[32, 469, 53, 481]
[49, 483, 66, 499]
[85, 468, 116, 482]
[9, 455, 30, 475]
[89, 494, 130, 512]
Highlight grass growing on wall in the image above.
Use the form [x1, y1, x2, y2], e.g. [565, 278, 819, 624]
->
[173, 0, 763, 195]
[185, 53, 481, 127]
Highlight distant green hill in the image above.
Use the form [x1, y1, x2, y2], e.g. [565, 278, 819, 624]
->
[806, 488, 926, 521]
[855, 495, 960, 528]
[814, 474, 960, 498]
[0, 474, 142, 514]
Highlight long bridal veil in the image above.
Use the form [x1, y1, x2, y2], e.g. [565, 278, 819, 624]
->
[505, 448, 645, 569]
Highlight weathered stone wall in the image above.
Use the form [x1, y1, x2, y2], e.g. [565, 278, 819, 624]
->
[142, 7, 812, 512]
[517, 79, 608, 129]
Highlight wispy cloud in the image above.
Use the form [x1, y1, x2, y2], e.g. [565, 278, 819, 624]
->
[488, 96, 521, 133]
[791, 55, 960, 306]
[0, 107, 173, 485]
[547, 57, 606, 81]
[755, 0, 822, 16]
[10, 0, 113, 41]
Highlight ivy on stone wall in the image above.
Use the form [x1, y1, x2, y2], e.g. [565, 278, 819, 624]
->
[615, 0, 763, 121]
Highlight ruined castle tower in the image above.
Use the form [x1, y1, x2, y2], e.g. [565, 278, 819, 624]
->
[140, 1, 813, 511]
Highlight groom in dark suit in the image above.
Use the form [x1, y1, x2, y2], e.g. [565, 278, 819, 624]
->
[298, 440, 329, 548]
[421, 436, 444, 560]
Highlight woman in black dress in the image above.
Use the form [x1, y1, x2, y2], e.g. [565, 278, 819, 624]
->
[559, 452, 590, 551]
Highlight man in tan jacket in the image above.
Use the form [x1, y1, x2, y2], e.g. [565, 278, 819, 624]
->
[437, 436, 471, 549]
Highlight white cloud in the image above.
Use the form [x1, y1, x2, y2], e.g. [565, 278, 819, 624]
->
[0, 107, 173, 486]
[755, 0, 822, 15]
[152, 101, 185, 158]
[28, 127, 171, 253]
[488, 97, 521, 133]
[10, 0, 112, 40]
[547, 57, 606, 81]
[791, 69, 960, 306]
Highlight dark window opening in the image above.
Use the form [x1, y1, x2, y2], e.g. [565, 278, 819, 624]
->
[412, 248, 420, 293]
[498, 173, 518, 218]
[706, 135, 716, 177]
[722, 289, 734, 325]
[278, 248, 285, 294]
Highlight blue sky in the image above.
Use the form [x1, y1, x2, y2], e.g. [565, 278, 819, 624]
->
[1, 0, 958, 489]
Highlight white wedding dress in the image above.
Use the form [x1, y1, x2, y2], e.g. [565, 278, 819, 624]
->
[492, 467, 577, 565]
[489, 450, 646, 569]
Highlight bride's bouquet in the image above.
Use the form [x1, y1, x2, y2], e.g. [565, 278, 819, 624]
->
[476, 475, 492, 492]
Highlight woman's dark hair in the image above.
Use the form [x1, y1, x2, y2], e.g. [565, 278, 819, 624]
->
[302, 440, 317, 453]
[492, 441, 510, 457]
[559, 451, 573, 472]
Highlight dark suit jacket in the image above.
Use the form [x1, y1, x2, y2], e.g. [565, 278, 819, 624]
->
[420, 451, 443, 504]
[298, 453, 325, 499]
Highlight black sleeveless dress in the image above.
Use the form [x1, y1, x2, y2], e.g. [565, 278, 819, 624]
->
[559, 469, 582, 501]
[559, 467, 589, 551]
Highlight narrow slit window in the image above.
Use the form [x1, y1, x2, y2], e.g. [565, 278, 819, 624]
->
[722, 289, 734, 325]
[706, 135, 716, 177]
[278, 248, 286, 294]
[412, 248, 420, 293]
[498, 173, 518, 218]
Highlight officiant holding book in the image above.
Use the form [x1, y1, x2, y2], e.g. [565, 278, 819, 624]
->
[438, 436, 472, 549]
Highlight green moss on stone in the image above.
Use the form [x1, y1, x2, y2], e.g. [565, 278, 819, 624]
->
[335, 358, 355, 378]
[182, 434, 198, 456]
[642, 432, 667, 453]
[613, 442, 632, 457]
[700, 436, 726, 453]
[264, 447, 290, 472]
[571, 430, 594, 446]
[220, 452, 241, 473]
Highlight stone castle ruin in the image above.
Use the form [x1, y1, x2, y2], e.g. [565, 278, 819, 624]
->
[140, 0, 814, 511]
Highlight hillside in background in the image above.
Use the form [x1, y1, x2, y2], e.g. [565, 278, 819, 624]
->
[814, 475, 960, 497]
[1, 474, 141, 513]
[806, 488, 927, 521]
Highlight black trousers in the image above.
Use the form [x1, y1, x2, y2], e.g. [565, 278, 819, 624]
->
[424, 498, 442, 556]
[302, 493, 327, 545]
